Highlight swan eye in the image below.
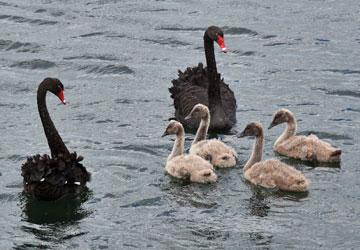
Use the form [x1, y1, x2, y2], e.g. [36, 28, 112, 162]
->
[221, 156, 230, 161]
[203, 172, 211, 177]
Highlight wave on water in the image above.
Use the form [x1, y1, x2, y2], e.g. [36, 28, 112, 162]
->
[142, 37, 191, 47]
[64, 54, 118, 61]
[0, 39, 41, 53]
[0, 14, 57, 25]
[222, 26, 258, 36]
[10, 59, 55, 69]
[313, 87, 360, 99]
[77, 64, 134, 75]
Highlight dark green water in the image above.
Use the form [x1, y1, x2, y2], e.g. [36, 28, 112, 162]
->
[0, 0, 359, 249]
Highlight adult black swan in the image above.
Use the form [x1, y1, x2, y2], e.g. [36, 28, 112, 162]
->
[21, 78, 90, 201]
[169, 26, 236, 131]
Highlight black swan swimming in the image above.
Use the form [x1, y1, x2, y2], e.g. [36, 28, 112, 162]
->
[21, 78, 90, 201]
[169, 26, 236, 131]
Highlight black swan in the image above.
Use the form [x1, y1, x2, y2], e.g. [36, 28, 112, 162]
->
[169, 26, 237, 131]
[21, 78, 90, 200]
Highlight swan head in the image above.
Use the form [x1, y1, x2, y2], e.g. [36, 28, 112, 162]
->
[212, 153, 237, 168]
[190, 168, 218, 183]
[185, 103, 209, 120]
[238, 122, 263, 138]
[162, 120, 183, 137]
[43, 78, 66, 105]
[206, 26, 228, 53]
[268, 109, 294, 129]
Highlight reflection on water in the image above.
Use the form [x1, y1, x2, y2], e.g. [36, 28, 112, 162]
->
[20, 188, 92, 225]
[247, 184, 309, 217]
[1, 0, 359, 248]
[13, 190, 92, 249]
[247, 186, 271, 217]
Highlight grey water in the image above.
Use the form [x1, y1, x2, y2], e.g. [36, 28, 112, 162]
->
[0, 0, 359, 249]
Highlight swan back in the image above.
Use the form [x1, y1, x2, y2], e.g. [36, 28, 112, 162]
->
[165, 155, 217, 183]
[190, 139, 237, 168]
[239, 122, 309, 192]
[269, 109, 341, 162]
[245, 159, 310, 192]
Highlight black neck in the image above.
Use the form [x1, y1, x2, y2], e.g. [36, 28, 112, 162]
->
[37, 82, 69, 158]
[204, 32, 222, 110]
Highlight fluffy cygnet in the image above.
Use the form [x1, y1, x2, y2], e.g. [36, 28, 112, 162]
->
[162, 120, 217, 183]
[269, 109, 341, 163]
[185, 104, 237, 168]
[239, 122, 310, 192]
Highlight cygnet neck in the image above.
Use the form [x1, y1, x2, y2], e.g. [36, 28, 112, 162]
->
[168, 126, 185, 161]
[192, 112, 210, 145]
[274, 116, 297, 147]
[244, 134, 264, 172]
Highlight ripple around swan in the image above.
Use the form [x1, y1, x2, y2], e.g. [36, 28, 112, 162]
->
[77, 64, 134, 75]
[0, 39, 41, 53]
[313, 88, 360, 99]
[342, 107, 360, 113]
[231, 50, 256, 56]
[263, 42, 290, 46]
[299, 131, 352, 140]
[120, 197, 163, 208]
[222, 26, 258, 36]
[0, 193, 19, 202]
[79, 32, 106, 38]
[111, 144, 161, 157]
[142, 38, 191, 47]
[155, 25, 204, 31]
[10, 59, 56, 69]
[139, 8, 175, 13]
[21, 190, 92, 225]
[7, 154, 27, 161]
[295, 102, 320, 106]
[323, 69, 360, 75]
[64, 54, 118, 61]
[114, 98, 163, 105]
[262, 35, 277, 39]
[0, 1, 12, 6]
[0, 14, 57, 25]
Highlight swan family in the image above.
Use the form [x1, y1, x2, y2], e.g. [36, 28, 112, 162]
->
[21, 26, 341, 200]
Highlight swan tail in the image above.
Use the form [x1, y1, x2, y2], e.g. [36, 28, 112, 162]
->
[330, 149, 342, 157]
[288, 178, 310, 192]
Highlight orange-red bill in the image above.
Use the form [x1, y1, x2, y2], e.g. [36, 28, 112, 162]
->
[57, 90, 66, 104]
[216, 35, 228, 53]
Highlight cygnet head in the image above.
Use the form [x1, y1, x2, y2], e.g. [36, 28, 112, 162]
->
[238, 122, 264, 138]
[190, 168, 218, 183]
[185, 103, 209, 120]
[212, 153, 237, 168]
[162, 120, 183, 137]
[268, 109, 294, 129]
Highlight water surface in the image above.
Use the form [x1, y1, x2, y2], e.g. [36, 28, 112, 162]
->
[1, 0, 359, 249]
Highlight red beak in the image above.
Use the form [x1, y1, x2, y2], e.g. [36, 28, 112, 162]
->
[57, 90, 66, 105]
[216, 35, 228, 53]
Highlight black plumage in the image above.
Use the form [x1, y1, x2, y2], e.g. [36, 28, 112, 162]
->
[21, 78, 90, 201]
[169, 26, 237, 131]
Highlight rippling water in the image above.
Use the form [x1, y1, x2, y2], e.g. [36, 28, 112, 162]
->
[1, 0, 359, 249]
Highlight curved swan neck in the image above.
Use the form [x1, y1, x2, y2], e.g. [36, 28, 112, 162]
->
[192, 113, 210, 145]
[37, 82, 70, 158]
[204, 32, 222, 108]
[244, 135, 263, 172]
[274, 117, 297, 146]
[168, 127, 185, 161]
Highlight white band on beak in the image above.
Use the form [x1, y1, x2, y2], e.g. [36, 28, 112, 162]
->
[221, 47, 228, 52]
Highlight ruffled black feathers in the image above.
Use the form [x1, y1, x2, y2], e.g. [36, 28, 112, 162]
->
[22, 152, 91, 200]
[169, 63, 236, 130]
